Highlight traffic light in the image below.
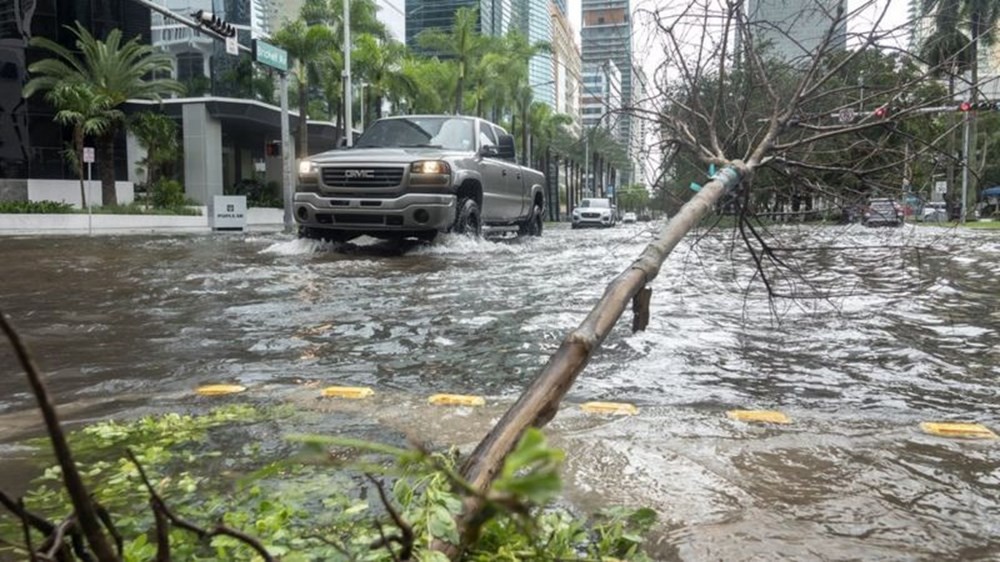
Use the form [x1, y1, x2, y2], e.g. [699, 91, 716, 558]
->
[874, 105, 889, 119]
[958, 100, 999, 111]
[192, 10, 236, 38]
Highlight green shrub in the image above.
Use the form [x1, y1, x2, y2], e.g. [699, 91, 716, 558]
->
[91, 203, 201, 216]
[0, 200, 75, 214]
[3, 407, 657, 561]
[152, 178, 186, 208]
[230, 178, 283, 208]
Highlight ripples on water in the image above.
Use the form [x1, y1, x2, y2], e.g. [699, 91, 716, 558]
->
[1, 223, 998, 560]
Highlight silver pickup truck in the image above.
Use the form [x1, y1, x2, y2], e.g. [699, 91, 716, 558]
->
[294, 115, 546, 243]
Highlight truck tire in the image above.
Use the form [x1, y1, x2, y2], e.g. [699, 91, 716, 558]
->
[452, 197, 481, 237]
[519, 204, 543, 237]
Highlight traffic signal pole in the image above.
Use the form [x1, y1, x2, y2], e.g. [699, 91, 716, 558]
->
[960, 110, 971, 224]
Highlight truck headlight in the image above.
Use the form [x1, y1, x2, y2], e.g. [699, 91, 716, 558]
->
[298, 160, 318, 176]
[409, 160, 450, 186]
[410, 160, 450, 174]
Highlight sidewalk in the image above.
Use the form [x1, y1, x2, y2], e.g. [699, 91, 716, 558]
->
[0, 207, 287, 235]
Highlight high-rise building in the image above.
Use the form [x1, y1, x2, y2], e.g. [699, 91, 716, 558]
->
[406, 0, 513, 50]
[580, 60, 620, 136]
[744, 0, 847, 62]
[580, 0, 631, 148]
[549, 0, 581, 129]
[406, 0, 560, 109]
[512, 0, 553, 107]
[0, 0, 150, 187]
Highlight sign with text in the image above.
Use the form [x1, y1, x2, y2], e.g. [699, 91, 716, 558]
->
[226, 35, 239, 56]
[83, 147, 95, 163]
[253, 39, 287, 72]
[210, 195, 247, 231]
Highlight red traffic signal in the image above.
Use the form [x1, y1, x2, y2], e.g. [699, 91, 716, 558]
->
[959, 101, 972, 111]
[874, 106, 889, 119]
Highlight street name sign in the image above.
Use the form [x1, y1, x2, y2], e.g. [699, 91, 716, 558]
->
[253, 39, 287, 72]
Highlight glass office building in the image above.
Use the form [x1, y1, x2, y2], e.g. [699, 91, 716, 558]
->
[0, 0, 150, 185]
[580, 0, 631, 148]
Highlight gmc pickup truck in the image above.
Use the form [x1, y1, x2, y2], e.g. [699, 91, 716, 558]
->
[294, 115, 546, 243]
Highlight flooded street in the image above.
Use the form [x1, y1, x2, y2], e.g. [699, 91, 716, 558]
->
[1, 222, 999, 560]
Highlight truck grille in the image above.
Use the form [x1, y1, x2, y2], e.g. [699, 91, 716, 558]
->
[321, 167, 404, 188]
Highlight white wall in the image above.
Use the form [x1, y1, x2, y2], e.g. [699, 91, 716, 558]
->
[27, 179, 135, 208]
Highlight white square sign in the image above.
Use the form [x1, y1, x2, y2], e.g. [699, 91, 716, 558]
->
[83, 146, 95, 163]
[226, 36, 239, 56]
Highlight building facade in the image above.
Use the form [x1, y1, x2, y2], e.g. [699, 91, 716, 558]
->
[549, 0, 580, 131]
[1, 0, 150, 201]
[744, 0, 847, 62]
[406, 0, 513, 49]
[580, 59, 620, 136]
[580, 0, 633, 151]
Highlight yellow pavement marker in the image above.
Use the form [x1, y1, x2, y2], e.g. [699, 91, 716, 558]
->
[196, 384, 247, 396]
[580, 401, 639, 416]
[727, 410, 791, 424]
[920, 422, 997, 439]
[428, 394, 485, 406]
[322, 386, 375, 399]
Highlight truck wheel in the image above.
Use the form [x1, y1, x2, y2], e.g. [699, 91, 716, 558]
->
[452, 197, 481, 237]
[519, 204, 543, 237]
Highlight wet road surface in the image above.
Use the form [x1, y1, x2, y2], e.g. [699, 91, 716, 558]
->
[1, 222, 998, 560]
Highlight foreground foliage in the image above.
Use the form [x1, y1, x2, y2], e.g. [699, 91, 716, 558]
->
[0, 405, 655, 561]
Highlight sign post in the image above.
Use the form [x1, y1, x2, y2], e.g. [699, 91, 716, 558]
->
[83, 146, 95, 236]
[253, 39, 294, 233]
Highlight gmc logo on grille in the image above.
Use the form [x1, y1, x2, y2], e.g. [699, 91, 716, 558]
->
[344, 169, 375, 179]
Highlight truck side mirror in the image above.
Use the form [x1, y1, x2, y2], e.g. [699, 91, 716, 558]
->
[480, 144, 500, 157]
[496, 134, 516, 160]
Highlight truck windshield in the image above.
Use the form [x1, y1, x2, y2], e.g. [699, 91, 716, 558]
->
[355, 117, 475, 151]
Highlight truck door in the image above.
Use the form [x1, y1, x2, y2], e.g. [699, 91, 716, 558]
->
[494, 126, 527, 219]
[478, 124, 507, 222]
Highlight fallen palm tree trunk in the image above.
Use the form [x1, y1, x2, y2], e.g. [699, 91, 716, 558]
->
[446, 163, 748, 556]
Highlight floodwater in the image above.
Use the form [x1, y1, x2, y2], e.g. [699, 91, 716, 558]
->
[1, 222, 999, 560]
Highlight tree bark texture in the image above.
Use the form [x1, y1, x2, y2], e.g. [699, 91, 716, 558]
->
[449, 165, 745, 558]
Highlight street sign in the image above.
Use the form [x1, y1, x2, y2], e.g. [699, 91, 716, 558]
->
[838, 108, 856, 124]
[253, 39, 287, 72]
[83, 146, 95, 163]
[225, 35, 239, 56]
[934, 180, 947, 194]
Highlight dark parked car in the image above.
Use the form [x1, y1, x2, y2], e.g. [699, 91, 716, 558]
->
[863, 198, 903, 227]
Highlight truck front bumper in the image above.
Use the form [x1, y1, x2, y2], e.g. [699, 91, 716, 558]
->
[294, 192, 457, 232]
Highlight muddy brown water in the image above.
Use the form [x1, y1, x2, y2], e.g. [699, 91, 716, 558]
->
[1, 223, 998, 560]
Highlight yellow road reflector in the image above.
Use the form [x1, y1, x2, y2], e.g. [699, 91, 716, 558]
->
[580, 401, 639, 415]
[428, 394, 485, 407]
[321, 386, 375, 399]
[727, 410, 791, 424]
[920, 422, 997, 439]
[196, 384, 247, 396]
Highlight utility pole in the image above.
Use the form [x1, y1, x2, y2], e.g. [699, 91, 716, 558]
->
[960, 110, 971, 224]
[343, 0, 353, 147]
[280, 72, 294, 232]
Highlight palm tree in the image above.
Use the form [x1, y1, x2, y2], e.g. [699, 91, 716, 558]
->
[23, 22, 182, 206]
[920, 0, 1000, 213]
[274, 20, 336, 158]
[291, 0, 388, 145]
[129, 112, 181, 207]
[353, 34, 416, 124]
[416, 7, 484, 114]
[45, 83, 120, 208]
